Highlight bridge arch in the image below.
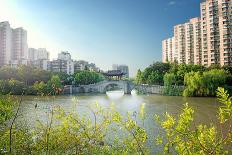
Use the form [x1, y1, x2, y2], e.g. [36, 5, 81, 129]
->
[103, 82, 124, 92]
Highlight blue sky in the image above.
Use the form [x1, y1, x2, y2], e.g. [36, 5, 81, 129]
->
[0, 0, 201, 77]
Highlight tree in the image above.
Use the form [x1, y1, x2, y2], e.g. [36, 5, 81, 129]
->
[183, 69, 227, 97]
[75, 71, 104, 85]
[47, 75, 63, 95]
[183, 71, 203, 97]
[202, 69, 227, 96]
[163, 73, 181, 96]
[33, 81, 48, 95]
[135, 69, 142, 84]
[156, 87, 232, 154]
[147, 71, 159, 85]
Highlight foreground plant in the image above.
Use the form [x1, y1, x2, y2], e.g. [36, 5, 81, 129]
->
[155, 87, 232, 154]
[0, 87, 232, 154]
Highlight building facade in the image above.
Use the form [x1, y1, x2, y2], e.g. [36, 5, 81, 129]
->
[112, 64, 129, 78]
[11, 28, 28, 61]
[0, 21, 12, 66]
[162, 37, 176, 63]
[0, 21, 28, 67]
[28, 48, 49, 61]
[162, 0, 232, 67]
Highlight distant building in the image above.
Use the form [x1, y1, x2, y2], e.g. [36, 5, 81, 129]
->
[58, 51, 72, 61]
[112, 64, 129, 78]
[33, 59, 48, 70]
[10, 59, 28, 68]
[48, 51, 74, 75]
[11, 28, 28, 62]
[28, 48, 49, 61]
[74, 60, 100, 72]
[162, 0, 232, 66]
[0, 21, 12, 66]
[0, 21, 28, 67]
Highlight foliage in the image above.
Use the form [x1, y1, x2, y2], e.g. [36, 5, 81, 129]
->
[155, 87, 232, 154]
[0, 79, 27, 95]
[0, 103, 148, 154]
[0, 88, 232, 154]
[163, 73, 182, 96]
[0, 65, 53, 86]
[33, 81, 49, 95]
[135, 62, 171, 85]
[47, 75, 63, 95]
[135, 69, 143, 84]
[136, 62, 231, 97]
[75, 70, 105, 85]
[183, 69, 227, 97]
[0, 95, 14, 125]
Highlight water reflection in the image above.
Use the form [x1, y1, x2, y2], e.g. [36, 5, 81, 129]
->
[131, 89, 138, 96]
[106, 90, 124, 99]
[19, 94, 219, 154]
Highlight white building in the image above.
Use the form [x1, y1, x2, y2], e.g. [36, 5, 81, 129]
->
[0, 21, 12, 66]
[48, 51, 74, 75]
[112, 64, 129, 78]
[28, 48, 49, 61]
[58, 51, 72, 61]
[162, 37, 176, 63]
[0, 21, 28, 67]
[11, 27, 28, 62]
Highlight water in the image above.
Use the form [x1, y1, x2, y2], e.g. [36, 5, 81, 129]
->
[18, 91, 220, 153]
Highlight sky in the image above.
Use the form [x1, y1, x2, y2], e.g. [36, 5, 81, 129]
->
[0, 0, 201, 77]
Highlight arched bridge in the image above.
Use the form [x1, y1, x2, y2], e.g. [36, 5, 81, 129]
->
[65, 80, 132, 94]
[63, 80, 184, 95]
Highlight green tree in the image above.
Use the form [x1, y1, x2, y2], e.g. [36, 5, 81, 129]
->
[163, 73, 181, 96]
[147, 71, 159, 85]
[135, 69, 143, 84]
[47, 75, 63, 95]
[75, 71, 104, 85]
[156, 87, 232, 154]
[183, 71, 204, 97]
[183, 69, 227, 97]
[202, 69, 227, 96]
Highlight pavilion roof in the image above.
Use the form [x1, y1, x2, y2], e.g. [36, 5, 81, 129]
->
[103, 70, 125, 76]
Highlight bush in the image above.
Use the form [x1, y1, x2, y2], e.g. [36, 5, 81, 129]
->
[0, 88, 232, 154]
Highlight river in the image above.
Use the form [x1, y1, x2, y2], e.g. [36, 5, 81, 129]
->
[17, 91, 220, 154]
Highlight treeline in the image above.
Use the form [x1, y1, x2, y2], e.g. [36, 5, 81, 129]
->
[0, 65, 105, 95]
[135, 62, 232, 96]
[75, 70, 105, 85]
[1, 88, 232, 154]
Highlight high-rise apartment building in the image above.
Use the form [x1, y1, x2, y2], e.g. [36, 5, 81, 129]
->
[11, 28, 28, 61]
[218, 0, 232, 66]
[0, 21, 28, 67]
[184, 22, 194, 64]
[0, 21, 12, 66]
[190, 17, 202, 65]
[162, 37, 175, 63]
[162, 0, 232, 67]
[200, 0, 221, 66]
[162, 39, 168, 63]
[174, 24, 186, 64]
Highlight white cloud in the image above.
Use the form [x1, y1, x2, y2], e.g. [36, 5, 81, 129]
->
[168, 1, 176, 6]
